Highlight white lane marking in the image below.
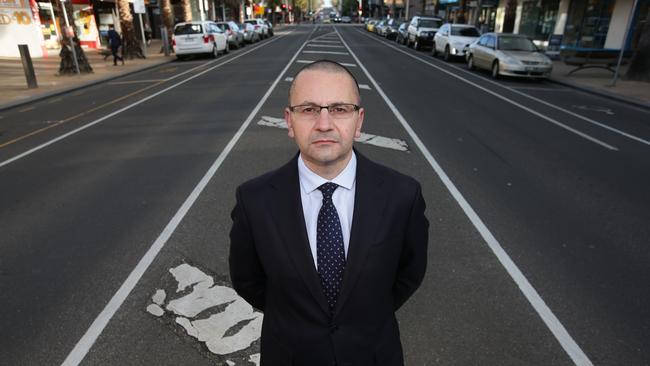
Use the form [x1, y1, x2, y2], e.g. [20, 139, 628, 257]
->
[303, 50, 349, 55]
[249, 354, 261, 366]
[510, 87, 570, 92]
[354, 29, 618, 151]
[571, 105, 615, 115]
[59, 27, 313, 366]
[257, 115, 408, 151]
[296, 59, 357, 67]
[307, 44, 345, 48]
[107, 79, 168, 85]
[308, 40, 343, 44]
[0, 30, 291, 170]
[285, 77, 294, 82]
[337, 27, 595, 366]
[359, 84, 371, 90]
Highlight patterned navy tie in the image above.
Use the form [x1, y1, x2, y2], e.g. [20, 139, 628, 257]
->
[316, 182, 346, 311]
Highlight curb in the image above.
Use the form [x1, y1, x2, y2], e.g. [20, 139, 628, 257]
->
[0, 57, 175, 113]
[548, 77, 650, 111]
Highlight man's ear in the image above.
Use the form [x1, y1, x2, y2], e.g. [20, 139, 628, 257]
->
[354, 107, 365, 138]
[284, 108, 295, 138]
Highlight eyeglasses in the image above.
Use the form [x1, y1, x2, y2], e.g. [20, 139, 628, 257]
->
[288, 103, 360, 120]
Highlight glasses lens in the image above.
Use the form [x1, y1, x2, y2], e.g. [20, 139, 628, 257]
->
[291, 104, 358, 120]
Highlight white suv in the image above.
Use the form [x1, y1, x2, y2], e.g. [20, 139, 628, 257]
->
[433, 24, 481, 61]
[406, 16, 443, 50]
[173, 21, 228, 60]
[244, 19, 269, 39]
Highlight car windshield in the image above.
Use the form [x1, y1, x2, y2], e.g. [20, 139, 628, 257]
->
[451, 27, 479, 37]
[498, 36, 537, 51]
[419, 19, 441, 28]
[244, 20, 257, 25]
[174, 24, 202, 35]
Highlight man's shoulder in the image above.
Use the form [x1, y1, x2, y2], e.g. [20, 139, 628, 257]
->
[358, 152, 421, 191]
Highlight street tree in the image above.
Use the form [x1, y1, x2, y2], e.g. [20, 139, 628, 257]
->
[181, 0, 192, 21]
[625, 8, 650, 82]
[161, 0, 174, 42]
[118, 0, 145, 58]
[54, 0, 92, 74]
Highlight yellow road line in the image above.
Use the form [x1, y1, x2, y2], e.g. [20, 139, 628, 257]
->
[0, 80, 165, 149]
[19, 106, 35, 112]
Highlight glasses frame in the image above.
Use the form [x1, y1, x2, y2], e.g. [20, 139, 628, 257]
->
[287, 103, 361, 119]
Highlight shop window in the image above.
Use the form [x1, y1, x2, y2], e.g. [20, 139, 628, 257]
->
[563, 0, 615, 48]
[519, 0, 559, 41]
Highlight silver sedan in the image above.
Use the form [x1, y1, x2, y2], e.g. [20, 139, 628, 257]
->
[466, 33, 553, 79]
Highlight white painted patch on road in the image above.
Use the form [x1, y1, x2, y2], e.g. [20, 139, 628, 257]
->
[257, 116, 408, 151]
[149, 264, 263, 357]
[303, 50, 349, 55]
[152, 289, 166, 305]
[146, 304, 164, 317]
[295, 59, 356, 67]
[307, 44, 345, 48]
[359, 84, 371, 90]
[285, 77, 294, 82]
[571, 105, 615, 115]
[308, 40, 343, 44]
[249, 353, 261, 365]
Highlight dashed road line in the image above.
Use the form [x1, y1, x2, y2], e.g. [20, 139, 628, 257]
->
[108, 79, 168, 85]
[359, 84, 371, 90]
[295, 59, 357, 67]
[307, 44, 345, 48]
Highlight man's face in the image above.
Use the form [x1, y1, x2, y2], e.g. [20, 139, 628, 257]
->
[285, 70, 364, 170]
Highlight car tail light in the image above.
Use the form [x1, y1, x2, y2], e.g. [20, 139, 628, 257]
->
[203, 34, 214, 43]
[172, 36, 176, 46]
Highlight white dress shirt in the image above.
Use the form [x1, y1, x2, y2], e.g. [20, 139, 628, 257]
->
[298, 152, 357, 269]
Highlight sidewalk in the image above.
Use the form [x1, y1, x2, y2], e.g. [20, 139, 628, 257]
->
[549, 59, 650, 109]
[0, 39, 174, 111]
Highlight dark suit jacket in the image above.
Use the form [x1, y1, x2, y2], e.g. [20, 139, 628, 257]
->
[229, 151, 429, 366]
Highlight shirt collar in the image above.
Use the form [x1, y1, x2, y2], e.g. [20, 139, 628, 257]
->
[298, 151, 357, 194]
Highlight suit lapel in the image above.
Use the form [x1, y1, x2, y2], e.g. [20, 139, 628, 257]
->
[334, 152, 386, 316]
[268, 155, 331, 316]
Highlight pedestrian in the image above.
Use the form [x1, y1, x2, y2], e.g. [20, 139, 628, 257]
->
[229, 60, 429, 365]
[107, 24, 124, 65]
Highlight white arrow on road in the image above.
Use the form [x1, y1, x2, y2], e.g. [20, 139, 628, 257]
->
[257, 116, 409, 152]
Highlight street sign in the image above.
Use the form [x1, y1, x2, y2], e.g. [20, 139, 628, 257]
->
[133, 0, 145, 14]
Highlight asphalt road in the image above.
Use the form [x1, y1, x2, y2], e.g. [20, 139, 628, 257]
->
[0, 24, 648, 366]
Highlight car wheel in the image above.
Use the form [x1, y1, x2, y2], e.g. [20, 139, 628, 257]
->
[467, 55, 475, 70]
[432, 42, 437, 57]
[224, 41, 230, 54]
[176, 55, 185, 61]
[491, 60, 500, 79]
[444, 46, 450, 61]
[414, 39, 421, 50]
[211, 45, 218, 58]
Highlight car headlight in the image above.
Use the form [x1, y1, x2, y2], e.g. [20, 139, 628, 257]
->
[452, 42, 465, 50]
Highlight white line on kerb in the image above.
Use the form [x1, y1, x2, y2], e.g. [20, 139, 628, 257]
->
[59, 28, 314, 366]
[0, 33, 291, 170]
[336, 26, 594, 366]
[354, 29, 618, 151]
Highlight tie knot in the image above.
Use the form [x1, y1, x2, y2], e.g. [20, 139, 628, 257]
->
[318, 182, 338, 200]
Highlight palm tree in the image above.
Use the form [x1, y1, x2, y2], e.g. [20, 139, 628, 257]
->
[160, 0, 174, 51]
[118, 0, 145, 58]
[54, 0, 93, 74]
[181, 0, 193, 21]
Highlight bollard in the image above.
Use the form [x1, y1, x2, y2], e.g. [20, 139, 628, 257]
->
[18, 44, 38, 89]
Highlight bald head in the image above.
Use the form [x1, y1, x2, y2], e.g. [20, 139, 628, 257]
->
[288, 60, 361, 105]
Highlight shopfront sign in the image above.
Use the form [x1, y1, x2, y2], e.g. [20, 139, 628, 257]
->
[0, 0, 44, 57]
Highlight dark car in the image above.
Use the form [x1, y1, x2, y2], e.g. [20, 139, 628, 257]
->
[384, 19, 402, 40]
[396, 22, 409, 45]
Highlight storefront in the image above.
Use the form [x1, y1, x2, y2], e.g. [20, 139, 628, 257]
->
[0, 0, 45, 57]
[517, 0, 560, 41]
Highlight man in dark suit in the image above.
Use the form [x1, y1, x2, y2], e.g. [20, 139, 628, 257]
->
[229, 60, 429, 365]
[107, 24, 124, 66]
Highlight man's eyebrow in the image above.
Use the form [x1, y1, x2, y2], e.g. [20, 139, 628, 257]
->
[294, 101, 353, 105]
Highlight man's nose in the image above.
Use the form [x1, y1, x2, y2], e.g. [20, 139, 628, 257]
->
[314, 108, 334, 130]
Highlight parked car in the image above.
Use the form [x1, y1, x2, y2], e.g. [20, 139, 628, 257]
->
[216, 21, 244, 49]
[375, 20, 387, 36]
[244, 19, 269, 39]
[395, 22, 409, 45]
[384, 19, 402, 40]
[341, 16, 352, 23]
[239, 22, 260, 43]
[466, 33, 553, 79]
[406, 16, 443, 50]
[433, 23, 480, 61]
[173, 21, 228, 60]
[365, 19, 377, 32]
[264, 19, 274, 36]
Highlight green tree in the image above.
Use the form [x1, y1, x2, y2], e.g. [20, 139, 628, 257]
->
[54, 0, 92, 74]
